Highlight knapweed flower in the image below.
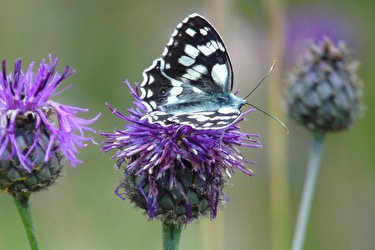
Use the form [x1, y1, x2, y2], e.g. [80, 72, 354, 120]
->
[0, 56, 100, 196]
[285, 4, 360, 65]
[285, 38, 363, 132]
[101, 81, 261, 225]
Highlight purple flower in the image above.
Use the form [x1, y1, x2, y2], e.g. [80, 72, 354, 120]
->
[101, 81, 261, 225]
[0, 56, 100, 195]
[285, 4, 361, 65]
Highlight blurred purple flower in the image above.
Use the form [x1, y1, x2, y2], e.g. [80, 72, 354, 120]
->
[101, 81, 261, 225]
[0, 56, 100, 172]
[286, 4, 360, 64]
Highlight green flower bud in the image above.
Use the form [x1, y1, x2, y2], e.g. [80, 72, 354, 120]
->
[121, 159, 226, 225]
[285, 38, 363, 132]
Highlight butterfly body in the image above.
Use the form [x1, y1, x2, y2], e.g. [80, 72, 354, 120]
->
[140, 13, 245, 129]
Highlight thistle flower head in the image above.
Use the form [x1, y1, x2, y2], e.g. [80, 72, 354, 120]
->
[101, 81, 261, 225]
[285, 38, 363, 132]
[0, 56, 100, 195]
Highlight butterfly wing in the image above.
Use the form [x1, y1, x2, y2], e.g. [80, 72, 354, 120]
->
[139, 13, 243, 129]
[161, 13, 233, 94]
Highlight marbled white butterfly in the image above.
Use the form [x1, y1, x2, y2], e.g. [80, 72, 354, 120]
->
[140, 13, 246, 130]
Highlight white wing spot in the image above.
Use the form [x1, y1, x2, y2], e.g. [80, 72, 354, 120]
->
[146, 89, 153, 98]
[167, 95, 179, 104]
[192, 64, 207, 75]
[176, 22, 183, 28]
[217, 121, 229, 125]
[192, 87, 204, 93]
[211, 63, 228, 85]
[170, 86, 183, 95]
[166, 37, 174, 46]
[184, 44, 200, 58]
[150, 101, 157, 109]
[168, 117, 180, 123]
[218, 107, 237, 114]
[146, 116, 153, 123]
[178, 55, 195, 67]
[203, 122, 213, 127]
[210, 40, 219, 50]
[171, 29, 178, 37]
[198, 44, 213, 56]
[188, 111, 215, 116]
[182, 69, 201, 81]
[185, 28, 196, 37]
[183, 68, 201, 81]
[195, 116, 211, 122]
[181, 16, 189, 25]
[171, 79, 183, 87]
[218, 42, 225, 52]
[140, 88, 146, 99]
[211, 115, 237, 121]
[200, 28, 208, 36]
[148, 75, 154, 84]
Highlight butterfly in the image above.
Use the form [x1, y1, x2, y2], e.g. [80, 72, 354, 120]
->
[139, 13, 246, 130]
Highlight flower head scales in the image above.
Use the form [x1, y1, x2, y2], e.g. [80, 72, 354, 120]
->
[285, 38, 363, 132]
[101, 81, 261, 225]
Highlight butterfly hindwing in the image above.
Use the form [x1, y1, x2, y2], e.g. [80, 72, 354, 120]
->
[139, 13, 245, 129]
[144, 108, 241, 129]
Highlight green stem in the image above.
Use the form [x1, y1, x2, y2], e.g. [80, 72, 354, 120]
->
[162, 222, 182, 250]
[14, 193, 39, 250]
[292, 132, 325, 250]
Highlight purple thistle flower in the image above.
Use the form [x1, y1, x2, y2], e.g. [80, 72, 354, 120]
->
[0, 56, 100, 195]
[101, 81, 261, 225]
[285, 4, 361, 65]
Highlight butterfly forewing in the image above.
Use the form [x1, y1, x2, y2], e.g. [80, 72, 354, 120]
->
[161, 14, 233, 94]
[139, 13, 244, 129]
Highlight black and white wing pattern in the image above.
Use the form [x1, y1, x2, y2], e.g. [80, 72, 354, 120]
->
[139, 13, 245, 129]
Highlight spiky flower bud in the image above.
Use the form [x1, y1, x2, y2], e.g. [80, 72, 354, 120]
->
[285, 38, 363, 132]
[0, 56, 100, 196]
[122, 160, 221, 225]
[101, 82, 261, 226]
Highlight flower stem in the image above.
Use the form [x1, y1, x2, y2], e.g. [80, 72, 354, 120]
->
[14, 193, 39, 250]
[264, 0, 291, 249]
[162, 222, 182, 250]
[292, 132, 325, 250]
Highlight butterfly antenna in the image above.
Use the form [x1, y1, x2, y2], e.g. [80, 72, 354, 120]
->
[243, 60, 275, 100]
[246, 102, 289, 134]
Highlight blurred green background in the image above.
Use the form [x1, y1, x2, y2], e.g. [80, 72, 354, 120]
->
[0, 0, 374, 249]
